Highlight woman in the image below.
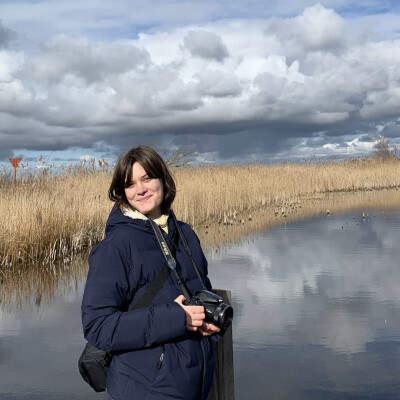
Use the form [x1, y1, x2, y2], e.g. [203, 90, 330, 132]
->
[81, 146, 220, 400]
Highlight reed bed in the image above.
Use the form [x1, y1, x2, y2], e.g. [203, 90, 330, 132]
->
[0, 168, 110, 268]
[172, 157, 400, 226]
[1, 156, 400, 269]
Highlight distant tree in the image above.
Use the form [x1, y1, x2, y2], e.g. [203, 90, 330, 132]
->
[165, 145, 197, 168]
[373, 134, 397, 159]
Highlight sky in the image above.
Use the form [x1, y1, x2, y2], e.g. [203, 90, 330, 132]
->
[0, 0, 400, 167]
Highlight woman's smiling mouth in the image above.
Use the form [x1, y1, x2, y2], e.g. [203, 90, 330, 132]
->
[137, 196, 152, 202]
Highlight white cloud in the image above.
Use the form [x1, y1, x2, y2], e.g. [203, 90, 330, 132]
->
[0, 50, 23, 80]
[0, 50, 32, 112]
[195, 69, 242, 97]
[287, 3, 345, 51]
[0, 2, 399, 162]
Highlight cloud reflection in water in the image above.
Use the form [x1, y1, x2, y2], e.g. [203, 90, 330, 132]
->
[207, 210, 400, 398]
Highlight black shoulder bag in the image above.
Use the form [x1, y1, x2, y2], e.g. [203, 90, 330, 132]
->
[78, 226, 179, 392]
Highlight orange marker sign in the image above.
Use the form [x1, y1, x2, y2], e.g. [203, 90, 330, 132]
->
[9, 157, 22, 181]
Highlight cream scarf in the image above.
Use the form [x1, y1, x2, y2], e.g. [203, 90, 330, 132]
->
[121, 207, 169, 234]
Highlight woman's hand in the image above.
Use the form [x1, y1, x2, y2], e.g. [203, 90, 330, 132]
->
[198, 321, 220, 337]
[174, 295, 221, 336]
[174, 295, 205, 332]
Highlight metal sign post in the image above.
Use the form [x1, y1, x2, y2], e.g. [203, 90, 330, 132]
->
[9, 158, 22, 182]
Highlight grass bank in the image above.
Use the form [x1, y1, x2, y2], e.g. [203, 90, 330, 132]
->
[1, 157, 400, 268]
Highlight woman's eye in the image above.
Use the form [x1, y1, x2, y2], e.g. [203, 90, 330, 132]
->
[143, 177, 151, 182]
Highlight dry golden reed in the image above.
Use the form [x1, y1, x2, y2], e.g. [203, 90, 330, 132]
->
[172, 157, 400, 226]
[0, 168, 110, 268]
[1, 157, 400, 268]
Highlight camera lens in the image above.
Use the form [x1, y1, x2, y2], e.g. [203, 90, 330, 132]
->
[213, 303, 233, 330]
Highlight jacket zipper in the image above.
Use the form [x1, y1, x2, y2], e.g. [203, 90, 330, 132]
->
[157, 344, 165, 370]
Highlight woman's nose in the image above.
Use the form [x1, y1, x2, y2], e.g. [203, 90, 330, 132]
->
[136, 181, 146, 194]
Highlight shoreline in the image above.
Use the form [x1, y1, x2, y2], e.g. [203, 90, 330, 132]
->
[195, 187, 400, 251]
[1, 187, 400, 310]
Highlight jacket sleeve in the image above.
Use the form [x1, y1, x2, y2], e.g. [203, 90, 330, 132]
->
[81, 242, 187, 352]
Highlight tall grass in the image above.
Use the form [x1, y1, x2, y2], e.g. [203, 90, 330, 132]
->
[172, 157, 400, 226]
[0, 166, 110, 268]
[1, 157, 400, 268]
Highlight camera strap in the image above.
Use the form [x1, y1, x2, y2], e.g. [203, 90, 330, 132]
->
[170, 212, 207, 291]
[149, 219, 191, 300]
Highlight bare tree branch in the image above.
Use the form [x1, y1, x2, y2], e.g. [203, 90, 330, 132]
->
[373, 134, 397, 159]
[165, 145, 197, 167]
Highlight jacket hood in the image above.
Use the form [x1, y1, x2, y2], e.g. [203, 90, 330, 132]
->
[105, 207, 150, 235]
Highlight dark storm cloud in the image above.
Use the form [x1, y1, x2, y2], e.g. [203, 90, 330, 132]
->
[182, 31, 229, 62]
[28, 35, 151, 84]
[0, 20, 15, 48]
[0, 3, 400, 163]
[358, 134, 374, 143]
[0, 147, 12, 162]
[381, 121, 400, 139]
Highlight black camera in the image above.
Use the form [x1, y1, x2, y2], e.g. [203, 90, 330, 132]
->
[184, 290, 233, 330]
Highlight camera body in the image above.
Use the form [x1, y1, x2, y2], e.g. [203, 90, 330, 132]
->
[184, 290, 233, 330]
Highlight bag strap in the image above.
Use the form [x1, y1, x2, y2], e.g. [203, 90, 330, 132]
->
[129, 262, 169, 310]
[149, 219, 192, 300]
[128, 226, 179, 310]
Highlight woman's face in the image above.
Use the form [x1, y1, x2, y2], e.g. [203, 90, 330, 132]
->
[125, 162, 164, 220]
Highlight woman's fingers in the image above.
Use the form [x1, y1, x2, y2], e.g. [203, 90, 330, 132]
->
[174, 296, 205, 331]
[186, 305, 205, 330]
[198, 322, 220, 336]
[174, 297, 221, 335]
[174, 295, 186, 305]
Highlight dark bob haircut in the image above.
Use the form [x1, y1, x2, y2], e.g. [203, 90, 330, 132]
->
[109, 146, 176, 214]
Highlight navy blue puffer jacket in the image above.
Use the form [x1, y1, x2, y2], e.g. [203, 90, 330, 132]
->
[81, 208, 216, 400]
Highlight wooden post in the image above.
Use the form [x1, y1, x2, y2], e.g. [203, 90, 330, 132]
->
[208, 289, 235, 400]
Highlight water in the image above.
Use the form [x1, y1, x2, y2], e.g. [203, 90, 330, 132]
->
[208, 209, 400, 399]
[1, 208, 400, 399]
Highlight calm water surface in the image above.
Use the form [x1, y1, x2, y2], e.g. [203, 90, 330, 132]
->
[1, 209, 400, 399]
